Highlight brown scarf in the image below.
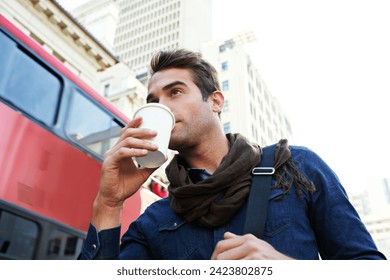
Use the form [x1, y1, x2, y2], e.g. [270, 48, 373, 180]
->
[166, 133, 291, 227]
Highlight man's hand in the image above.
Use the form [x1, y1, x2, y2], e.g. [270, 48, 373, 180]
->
[92, 117, 159, 231]
[211, 232, 294, 260]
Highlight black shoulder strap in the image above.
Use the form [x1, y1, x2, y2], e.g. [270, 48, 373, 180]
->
[244, 144, 276, 238]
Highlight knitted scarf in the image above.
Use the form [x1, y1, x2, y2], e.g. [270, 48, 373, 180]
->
[166, 133, 291, 227]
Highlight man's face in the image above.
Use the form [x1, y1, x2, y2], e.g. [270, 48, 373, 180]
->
[147, 68, 217, 151]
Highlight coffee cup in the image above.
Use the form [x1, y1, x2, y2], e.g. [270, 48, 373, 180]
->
[132, 103, 175, 168]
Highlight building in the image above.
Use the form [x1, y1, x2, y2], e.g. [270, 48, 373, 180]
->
[69, 0, 148, 115]
[0, 0, 118, 86]
[68, 0, 119, 51]
[112, 0, 212, 83]
[98, 62, 147, 118]
[201, 33, 293, 146]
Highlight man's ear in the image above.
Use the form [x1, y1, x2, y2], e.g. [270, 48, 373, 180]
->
[210, 90, 224, 113]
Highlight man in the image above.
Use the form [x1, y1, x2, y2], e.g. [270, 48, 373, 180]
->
[79, 49, 386, 260]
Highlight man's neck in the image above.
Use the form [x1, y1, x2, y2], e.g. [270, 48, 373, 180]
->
[179, 133, 229, 174]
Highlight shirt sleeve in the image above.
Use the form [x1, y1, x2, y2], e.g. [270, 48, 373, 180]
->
[118, 216, 154, 259]
[297, 147, 387, 260]
[78, 223, 121, 260]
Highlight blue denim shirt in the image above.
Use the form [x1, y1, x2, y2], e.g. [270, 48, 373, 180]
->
[79, 146, 386, 260]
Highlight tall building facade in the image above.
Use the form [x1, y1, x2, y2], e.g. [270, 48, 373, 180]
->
[113, 0, 212, 80]
[201, 35, 293, 146]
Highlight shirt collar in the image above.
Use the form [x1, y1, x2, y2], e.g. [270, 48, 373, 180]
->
[187, 168, 212, 183]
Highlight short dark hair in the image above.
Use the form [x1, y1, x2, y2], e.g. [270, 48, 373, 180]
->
[149, 49, 220, 101]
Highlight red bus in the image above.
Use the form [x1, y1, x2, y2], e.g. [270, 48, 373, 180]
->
[0, 14, 158, 260]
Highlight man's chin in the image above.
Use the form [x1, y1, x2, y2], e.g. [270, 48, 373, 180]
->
[168, 136, 185, 152]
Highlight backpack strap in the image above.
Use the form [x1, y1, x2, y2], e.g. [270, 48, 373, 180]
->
[244, 144, 277, 238]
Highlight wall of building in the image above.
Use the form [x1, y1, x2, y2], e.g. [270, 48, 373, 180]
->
[71, 0, 119, 51]
[113, 0, 212, 79]
[202, 38, 293, 146]
[97, 62, 147, 118]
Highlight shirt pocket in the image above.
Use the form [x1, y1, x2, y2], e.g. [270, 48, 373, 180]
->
[262, 188, 290, 238]
[157, 219, 200, 260]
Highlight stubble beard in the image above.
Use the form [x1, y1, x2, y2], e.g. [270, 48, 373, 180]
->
[168, 126, 197, 154]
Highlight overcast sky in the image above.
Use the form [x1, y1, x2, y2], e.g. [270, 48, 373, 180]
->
[60, 0, 390, 194]
[212, 0, 390, 194]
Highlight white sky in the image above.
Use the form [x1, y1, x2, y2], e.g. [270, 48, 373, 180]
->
[214, 0, 390, 194]
[60, 0, 390, 194]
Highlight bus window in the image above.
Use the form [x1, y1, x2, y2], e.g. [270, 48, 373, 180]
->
[65, 89, 123, 158]
[64, 236, 80, 256]
[0, 30, 61, 127]
[0, 210, 39, 259]
[46, 229, 83, 260]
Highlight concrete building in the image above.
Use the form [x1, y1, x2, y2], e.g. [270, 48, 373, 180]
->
[69, 0, 148, 116]
[201, 33, 293, 146]
[98, 62, 147, 118]
[112, 0, 212, 82]
[0, 0, 118, 86]
[69, 0, 119, 51]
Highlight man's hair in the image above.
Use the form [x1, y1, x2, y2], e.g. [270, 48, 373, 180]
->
[149, 49, 221, 101]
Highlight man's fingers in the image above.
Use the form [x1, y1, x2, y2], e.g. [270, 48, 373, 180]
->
[214, 244, 248, 260]
[117, 117, 157, 143]
[118, 127, 157, 144]
[106, 134, 158, 159]
[223, 232, 237, 239]
[211, 233, 263, 260]
[211, 232, 243, 260]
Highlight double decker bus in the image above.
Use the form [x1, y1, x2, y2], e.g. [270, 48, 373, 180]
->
[0, 14, 158, 260]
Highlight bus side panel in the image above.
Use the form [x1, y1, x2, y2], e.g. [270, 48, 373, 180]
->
[0, 103, 142, 232]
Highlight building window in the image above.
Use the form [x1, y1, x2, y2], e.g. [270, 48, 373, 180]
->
[221, 61, 228, 72]
[222, 80, 229, 91]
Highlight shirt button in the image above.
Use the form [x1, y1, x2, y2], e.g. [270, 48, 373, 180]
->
[91, 244, 97, 251]
[173, 222, 177, 227]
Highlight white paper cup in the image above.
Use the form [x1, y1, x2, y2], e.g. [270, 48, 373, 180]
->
[133, 103, 175, 168]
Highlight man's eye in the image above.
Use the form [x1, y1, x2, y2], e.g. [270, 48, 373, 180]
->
[172, 89, 182, 95]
